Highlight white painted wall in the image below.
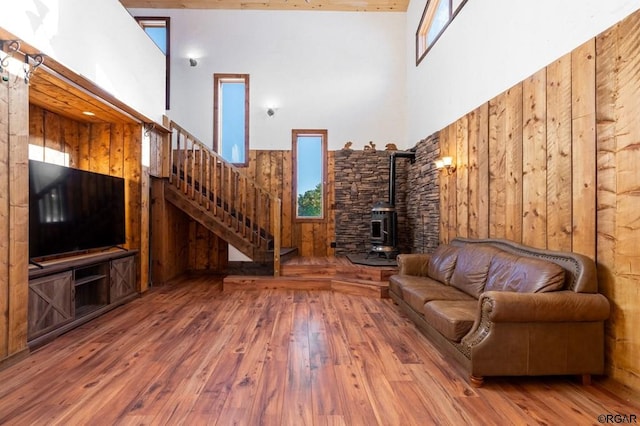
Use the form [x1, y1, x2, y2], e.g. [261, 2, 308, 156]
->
[0, 0, 166, 123]
[128, 9, 407, 151]
[406, 0, 640, 143]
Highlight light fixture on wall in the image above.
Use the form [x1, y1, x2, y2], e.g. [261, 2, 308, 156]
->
[435, 156, 456, 175]
[189, 58, 198, 67]
[266, 104, 279, 117]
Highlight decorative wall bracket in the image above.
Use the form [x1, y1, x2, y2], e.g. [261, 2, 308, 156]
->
[0, 39, 45, 84]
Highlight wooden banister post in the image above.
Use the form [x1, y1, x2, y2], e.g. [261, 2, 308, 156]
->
[162, 115, 172, 180]
[272, 198, 282, 277]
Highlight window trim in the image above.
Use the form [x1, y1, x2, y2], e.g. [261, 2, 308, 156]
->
[135, 16, 170, 110]
[292, 129, 327, 222]
[415, 0, 468, 66]
[213, 74, 250, 167]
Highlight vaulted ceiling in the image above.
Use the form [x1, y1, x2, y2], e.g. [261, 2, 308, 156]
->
[119, 0, 408, 12]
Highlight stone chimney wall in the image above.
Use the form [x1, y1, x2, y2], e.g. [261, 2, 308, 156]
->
[406, 133, 440, 253]
[332, 133, 440, 256]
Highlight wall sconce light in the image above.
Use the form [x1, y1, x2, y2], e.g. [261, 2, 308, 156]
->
[435, 156, 456, 174]
[189, 58, 198, 67]
[266, 107, 276, 117]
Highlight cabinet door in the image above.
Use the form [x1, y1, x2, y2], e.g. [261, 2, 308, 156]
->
[110, 256, 136, 303]
[28, 271, 74, 341]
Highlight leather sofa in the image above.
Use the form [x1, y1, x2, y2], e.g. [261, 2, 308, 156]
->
[388, 238, 610, 386]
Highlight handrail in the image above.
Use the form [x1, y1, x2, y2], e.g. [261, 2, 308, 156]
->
[165, 120, 282, 276]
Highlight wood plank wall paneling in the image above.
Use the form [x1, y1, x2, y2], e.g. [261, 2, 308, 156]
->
[110, 124, 125, 178]
[439, 126, 450, 244]
[140, 164, 150, 292]
[447, 68, 591, 248]
[0, 68, 9, 360]
[0, 72, 30, 363]
[447, 124, 457, 242]
[282, 150, 293, 248]
[90, 123, 111, 175]
[456, 116, 469, 238]
[467, 108, 480, 238]
[488, 92, 506, 239]
[571, 40, 597, 259]
[247, 150, 335, 257]
[188, 221, 228, 272]
[505, 84, 524, 243]
[8, 80, 29, 357]
[476, 103, 490, 239]
[150, 179, 192, 283]
[148, 124, 171, 179]
[438, 8, 640, 392]
[595, 13, 619, 383]
[596, 11, 640, 393]
[124, 123, 141, 255]
[546, 53, 573, 251]
[522, 69, 547, 248]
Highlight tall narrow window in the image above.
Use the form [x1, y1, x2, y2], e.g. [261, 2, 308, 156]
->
[293, 130, 327, 220]
[416, 0, 467, 65]
[136, 17, 170, 110]
[214, 74, 249, 166]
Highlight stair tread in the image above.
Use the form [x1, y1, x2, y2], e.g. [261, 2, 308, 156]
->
[225, 275, 330, 281]
[331, 276, 388, 287]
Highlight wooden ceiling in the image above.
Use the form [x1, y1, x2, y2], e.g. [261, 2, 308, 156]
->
[119, 0, 408, 12]
[29, 70, 139, 125]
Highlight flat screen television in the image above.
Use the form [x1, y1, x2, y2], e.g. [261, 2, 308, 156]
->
[29, 160, 126, 259]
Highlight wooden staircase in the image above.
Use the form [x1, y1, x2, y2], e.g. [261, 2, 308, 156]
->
[223, 257, 397, 298]
[162, 120, 294, 274]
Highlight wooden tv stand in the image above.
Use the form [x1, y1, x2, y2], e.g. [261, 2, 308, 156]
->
[27, 249, 138, 349]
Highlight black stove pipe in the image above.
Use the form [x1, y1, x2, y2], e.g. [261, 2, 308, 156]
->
[388, 150, 416, 206]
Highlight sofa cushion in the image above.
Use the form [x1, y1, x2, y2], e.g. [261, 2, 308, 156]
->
[423, 300, 477, 342]
[485, 253, 566, 293]
[427, 244, 459, 284]
[397, 253, 431, 277]
[484, 251, 520, 291]
[450, 245, 502, 298]
[394, 276, 474, 313]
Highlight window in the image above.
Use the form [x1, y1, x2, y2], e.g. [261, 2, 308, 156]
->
[416, 0, 468, 65]
[214, 74, 250, 166]
[293, 130, 327, 220]
[136, 17, 170, 110]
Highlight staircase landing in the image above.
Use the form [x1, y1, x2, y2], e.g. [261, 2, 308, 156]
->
[223, 256, 398, 298]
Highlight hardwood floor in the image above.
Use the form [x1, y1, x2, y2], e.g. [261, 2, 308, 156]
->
[0, 275, 638, 425]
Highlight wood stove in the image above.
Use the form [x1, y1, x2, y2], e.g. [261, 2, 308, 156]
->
[369, 150, 415, 258]
[370, 201, 397, 258]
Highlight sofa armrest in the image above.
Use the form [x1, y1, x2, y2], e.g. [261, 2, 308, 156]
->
[396, 254, 431, 277]
[479, 290, 610, 322]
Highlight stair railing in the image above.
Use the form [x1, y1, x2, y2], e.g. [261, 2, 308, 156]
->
[165, 120, 282, 276]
